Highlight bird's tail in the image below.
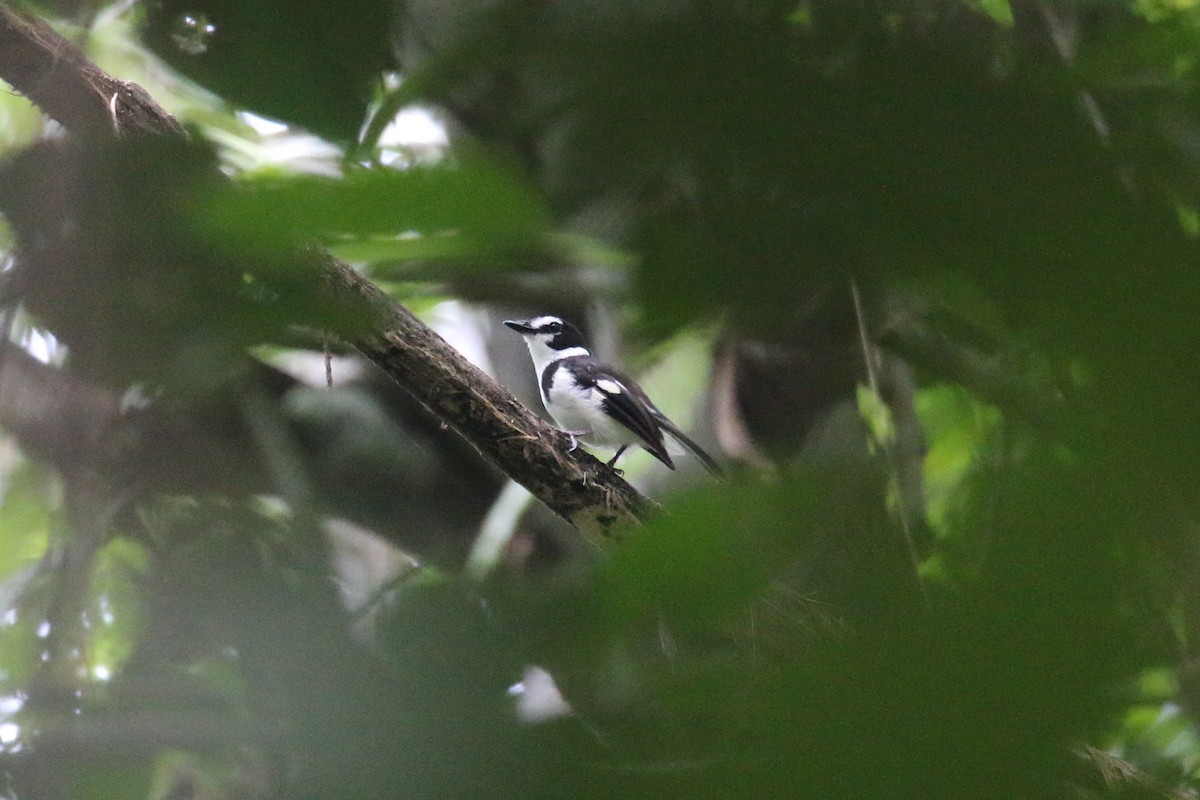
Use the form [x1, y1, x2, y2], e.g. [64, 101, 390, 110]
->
[656, 417, 724, 479]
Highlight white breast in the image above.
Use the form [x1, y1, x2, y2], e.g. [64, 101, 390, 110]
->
[543, 366, 637, 448]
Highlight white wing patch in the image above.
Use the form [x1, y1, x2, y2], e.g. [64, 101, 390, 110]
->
[545, 368, 633, 447]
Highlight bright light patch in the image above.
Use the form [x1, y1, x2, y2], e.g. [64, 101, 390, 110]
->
[237, 111, 289, 136]
[376, 104, 449, 166]
[430, 301, 493, 374]
[381, 106, 448, 149]
[23, 329, 58, 364]
[0, 695, 23, 715]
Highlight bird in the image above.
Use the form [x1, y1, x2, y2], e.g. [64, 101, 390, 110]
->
[504, 315, 723, 477]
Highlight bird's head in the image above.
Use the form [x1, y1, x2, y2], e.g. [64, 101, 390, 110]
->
[504, 315, 590, 368]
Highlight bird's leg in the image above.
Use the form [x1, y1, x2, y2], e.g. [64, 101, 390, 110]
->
[606, 445, 629, 468]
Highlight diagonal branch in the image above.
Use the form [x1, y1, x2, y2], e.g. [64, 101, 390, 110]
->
[0, 3, 185, 138]
[0, 340, 120, 469]
[0, 1, 648, 540]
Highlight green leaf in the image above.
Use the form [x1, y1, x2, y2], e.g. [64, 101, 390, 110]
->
[0, 458, 55, 585]
[856, 383, 896, 450]
[328, 232, 482, 265]
[596, 472, 863, 629]
[206, 158, 548, 247]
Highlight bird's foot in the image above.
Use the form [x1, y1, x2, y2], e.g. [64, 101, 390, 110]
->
[562, 430, 591, 453]
[605, 445, 630, 474]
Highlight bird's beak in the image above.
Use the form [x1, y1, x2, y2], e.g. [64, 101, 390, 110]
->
[503, 319, 536, 335]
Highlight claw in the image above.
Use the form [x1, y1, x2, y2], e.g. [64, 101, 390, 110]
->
[562, 430, 590, 453]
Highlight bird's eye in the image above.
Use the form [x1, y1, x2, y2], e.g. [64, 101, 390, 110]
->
[546, 322, 562, 332]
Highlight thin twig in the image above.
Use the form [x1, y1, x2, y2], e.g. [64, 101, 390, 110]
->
[323, 333, 333, 388]
[850, 277, 927, 602]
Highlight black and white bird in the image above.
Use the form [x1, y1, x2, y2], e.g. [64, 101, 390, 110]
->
[504, 315, 722, 477]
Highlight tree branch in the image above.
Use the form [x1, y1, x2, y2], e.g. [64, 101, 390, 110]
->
[317, 250, 651, 538]
[0, 3, 185, 138]
[0, 340, 120, 469]
[0, 1, 648, 540]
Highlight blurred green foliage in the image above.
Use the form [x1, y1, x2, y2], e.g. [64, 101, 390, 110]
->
[203, 157, 549, 258]
[0, 0, 1198, 799]
[137, 0, 393, 142]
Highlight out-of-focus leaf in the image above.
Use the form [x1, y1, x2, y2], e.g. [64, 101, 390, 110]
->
[0, 459, 54, 586]
[87, 538, 147, 683]
[597, 483, 798, 628]
[916, 385, 1002, 533]
[0, 74, 43, 151]
[595, 467, 899, 631]
[328, 233, 481, 265]
[856, 383, 896, 450]
[0, 137, 369, 384]
[139, 0, 394, 142]
[206, 158, 548, 247]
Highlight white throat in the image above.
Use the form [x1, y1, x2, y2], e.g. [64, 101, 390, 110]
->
[523, 340, 589, 375]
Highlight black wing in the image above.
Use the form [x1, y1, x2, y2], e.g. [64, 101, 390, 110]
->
[562, 357, 674, 469]
[614, 368, 724, 478]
